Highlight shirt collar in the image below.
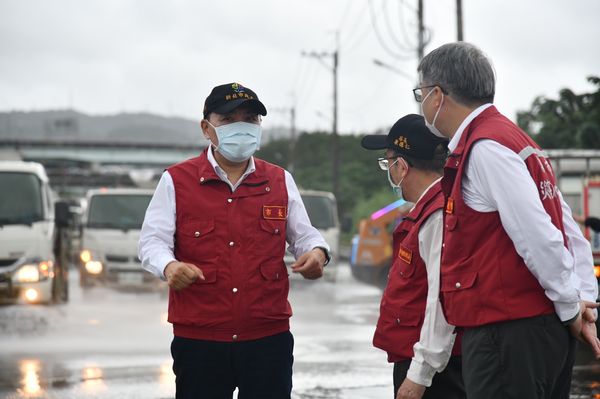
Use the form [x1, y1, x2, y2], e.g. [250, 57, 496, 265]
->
[206, 145, 256, 186]
[448, 103, 493, 152]
[409, 176, 442, 212]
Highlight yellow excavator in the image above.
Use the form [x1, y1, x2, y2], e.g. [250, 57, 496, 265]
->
[350, 199, 412, 288]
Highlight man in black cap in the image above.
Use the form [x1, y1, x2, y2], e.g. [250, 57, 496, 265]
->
[362, 114, 465, 399]
[139, 82, 330, 398]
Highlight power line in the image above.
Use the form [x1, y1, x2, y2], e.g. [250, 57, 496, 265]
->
[397, 0, 418, 49]
[382, 0, 416, 53]
[337, 0, 356, 32]
[367, 0, 414, 60]
[339, 1, 371, 52]
[295, 58, 322, 106]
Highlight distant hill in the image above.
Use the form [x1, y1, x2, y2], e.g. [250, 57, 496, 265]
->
[0, 109, 291, 146]
[0, 109, 202, 146]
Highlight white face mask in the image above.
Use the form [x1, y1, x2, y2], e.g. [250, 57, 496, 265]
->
[206, 121, 262, 163]
[421, 88, 446, 138]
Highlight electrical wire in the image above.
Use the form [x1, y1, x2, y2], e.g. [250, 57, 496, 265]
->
[339, 0, 371, 52]
[368, 0, 414, 60]
[382, 0, 416, 53]
[397, 0, 418, 48]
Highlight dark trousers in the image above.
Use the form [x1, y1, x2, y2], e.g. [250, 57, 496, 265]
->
[462, 314, 576, 399]
[393, 355, 465, 399]
[171, 331, 294, 399]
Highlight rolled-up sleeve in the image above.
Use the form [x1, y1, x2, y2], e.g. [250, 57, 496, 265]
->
[138, 171, 177, 280]
[284, 171, 330, 259]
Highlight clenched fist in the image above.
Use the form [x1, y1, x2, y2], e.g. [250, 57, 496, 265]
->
[164, 261, 204, 291]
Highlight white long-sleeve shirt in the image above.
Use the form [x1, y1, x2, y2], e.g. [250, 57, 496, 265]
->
[406, 179, 456, 387]
[139, 148, 329, 279]
[448, 104, 598, 322]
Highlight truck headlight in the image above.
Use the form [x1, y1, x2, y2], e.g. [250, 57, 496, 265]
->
[14, 264, 41, 283]
[80, 249, 92, 263]
[13, 260, 54, 283]
[85, 261, 103, 275]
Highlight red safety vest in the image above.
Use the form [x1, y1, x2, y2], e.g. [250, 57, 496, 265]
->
[166, 149, 291, 341]
[440, 106, 563, 327]
[373, 182, 461, 362]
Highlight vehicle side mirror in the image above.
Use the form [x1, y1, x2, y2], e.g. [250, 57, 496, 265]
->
[55, 201, 72, 228]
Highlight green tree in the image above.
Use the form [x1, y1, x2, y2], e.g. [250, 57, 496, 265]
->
[257, 131, 395, 232]
[517, 76, 600, 149]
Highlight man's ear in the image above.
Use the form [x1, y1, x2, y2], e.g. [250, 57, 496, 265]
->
[200, 119, 210, 139]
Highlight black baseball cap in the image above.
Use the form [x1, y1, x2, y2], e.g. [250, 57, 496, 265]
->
[361, 114, 447, 160]
[203, 82, 267, 119]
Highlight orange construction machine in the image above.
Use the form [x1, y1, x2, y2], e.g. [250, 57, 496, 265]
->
[350, 199, 412, 288]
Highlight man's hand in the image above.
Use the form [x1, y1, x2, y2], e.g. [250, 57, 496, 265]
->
[569, 300, 600, 358]
[164, 261, 204, 291]
[581, 306, 600, 359]
[396, 378, 426, 399]
[291, 248, 326, 280]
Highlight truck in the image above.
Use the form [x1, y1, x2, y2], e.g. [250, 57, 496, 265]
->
[78, 188, 158, 289]
[0, 161, 69, 304]
[583, 179, 600, 282]
[284, 189, 340, 281]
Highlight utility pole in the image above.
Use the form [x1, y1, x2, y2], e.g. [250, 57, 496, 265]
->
[332, 32, 339, 200]
[456, 0, 464, 41]
[302, 31, 340, 199]
[288, 106, 296, 173]
[417, 0, 425, 61]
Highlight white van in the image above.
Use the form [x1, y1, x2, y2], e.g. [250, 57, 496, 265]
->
[285, 189, 340, 281]
[79, 188, 157, 288]
[0, 161, 69, 304]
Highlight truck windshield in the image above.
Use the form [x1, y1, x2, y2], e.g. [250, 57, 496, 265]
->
[0, 172, 44, 225]
[302, 195, 337, 230]
[87, 195, 151, 230]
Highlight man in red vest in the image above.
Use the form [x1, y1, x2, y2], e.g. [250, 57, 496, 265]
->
[362, 114, 465, 399]
[415, 42, 600, 398]
[138, 82, 330, 399]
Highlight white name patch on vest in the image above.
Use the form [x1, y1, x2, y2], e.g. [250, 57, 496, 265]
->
[263, 205, 287, 220]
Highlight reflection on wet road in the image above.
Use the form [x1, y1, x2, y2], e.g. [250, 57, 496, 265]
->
[0, 263, 597, 398]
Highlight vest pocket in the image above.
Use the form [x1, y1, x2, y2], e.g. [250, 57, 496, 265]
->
[259, 263, 291, 318]
[440, 271, 479, 324]
[176, 219, 217, 258]
[169, 266, 225, 325]
[256, 219, 287, 255]
[392, 256, 417, 279]
[373, 307, 422, 358]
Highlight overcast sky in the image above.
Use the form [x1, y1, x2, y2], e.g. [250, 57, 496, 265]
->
[1, 0, 599, 135]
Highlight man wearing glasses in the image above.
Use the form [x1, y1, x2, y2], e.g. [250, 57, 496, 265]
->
[415, 42, 599, 398]
[362, 114, 465, 399]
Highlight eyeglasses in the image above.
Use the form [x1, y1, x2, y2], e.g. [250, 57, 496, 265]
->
[377, 156, 398, 171]
[412, 84, 446, 102]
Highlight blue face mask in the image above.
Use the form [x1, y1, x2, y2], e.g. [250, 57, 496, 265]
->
[387, 158, 407, 200]
[207, 121, 262, 163]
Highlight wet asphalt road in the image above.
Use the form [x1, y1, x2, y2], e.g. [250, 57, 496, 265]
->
[0, 263, 598, 399]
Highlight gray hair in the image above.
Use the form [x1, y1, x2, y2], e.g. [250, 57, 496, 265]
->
[418, 42, 496, 106]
